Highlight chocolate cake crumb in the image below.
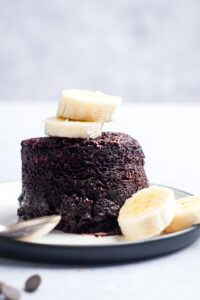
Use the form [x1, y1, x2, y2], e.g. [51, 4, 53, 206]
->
[18, 132, 148, 234]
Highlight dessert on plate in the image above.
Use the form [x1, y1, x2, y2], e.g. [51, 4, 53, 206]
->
[18, 90, 149, 235]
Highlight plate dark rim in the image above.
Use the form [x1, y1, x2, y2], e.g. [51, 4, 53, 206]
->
[0, 224, 199, 265]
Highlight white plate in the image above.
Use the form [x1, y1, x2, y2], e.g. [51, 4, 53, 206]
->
[0, 181, 199, 265]
[0, 181, 193, 245]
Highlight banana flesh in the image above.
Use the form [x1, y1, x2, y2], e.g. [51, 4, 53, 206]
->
[45, 117, 103, 139]
[57, 89, 122, 122]
[118, 186, 176, 241]
[165, 196, 200, 233]
[45, 89, 122, 138]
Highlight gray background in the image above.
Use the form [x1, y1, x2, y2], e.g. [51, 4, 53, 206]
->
[0, 0, 200, 102]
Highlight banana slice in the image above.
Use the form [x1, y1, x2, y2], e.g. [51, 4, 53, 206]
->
[165, 196, 200, 233]
[44, 117, 103, 139]
[118, 186, 176, 241]
[57, 89, 122, 122]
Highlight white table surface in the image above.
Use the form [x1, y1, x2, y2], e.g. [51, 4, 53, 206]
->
[0, 101, 200, 299]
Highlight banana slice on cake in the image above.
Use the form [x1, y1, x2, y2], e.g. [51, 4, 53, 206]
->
[118, 186, 176, 241]
[165, 196, 200, 233]
[44, 117, 103, 139]
[57, 89, 122, 122]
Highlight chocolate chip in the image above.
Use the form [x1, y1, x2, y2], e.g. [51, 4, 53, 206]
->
[0, 281, 5, 294]
[2, 285, 20, 300]
[0, 281, 5, 293]
[25, 274, 41, 292]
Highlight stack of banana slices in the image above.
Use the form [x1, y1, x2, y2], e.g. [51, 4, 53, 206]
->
[118, 185, 200, 241]
[45, 89, 122, 138]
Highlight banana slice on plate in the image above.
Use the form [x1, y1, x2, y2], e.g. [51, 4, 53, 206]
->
[165, 196, 200, 233]
[57, 89, 122, 122]
[118, 186, 176, 241]
[45, 117, 103, 139]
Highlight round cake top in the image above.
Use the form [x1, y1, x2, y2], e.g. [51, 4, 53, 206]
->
[21, 132, 145, 166]
[21, 132, 145, 160]
[22, 132, 141, 148]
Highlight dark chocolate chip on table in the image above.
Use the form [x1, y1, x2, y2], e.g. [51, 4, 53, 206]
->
[2, 285, 20, 300]
[25, 274, 41, 292]
[0, 281, 5, 293]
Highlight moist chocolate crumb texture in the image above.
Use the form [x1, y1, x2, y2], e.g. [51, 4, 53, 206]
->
[18, 132, 149, 234]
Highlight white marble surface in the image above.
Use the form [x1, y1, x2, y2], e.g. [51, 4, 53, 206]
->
[0, 0, 200, 102]
[0, 101, 200, 299]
